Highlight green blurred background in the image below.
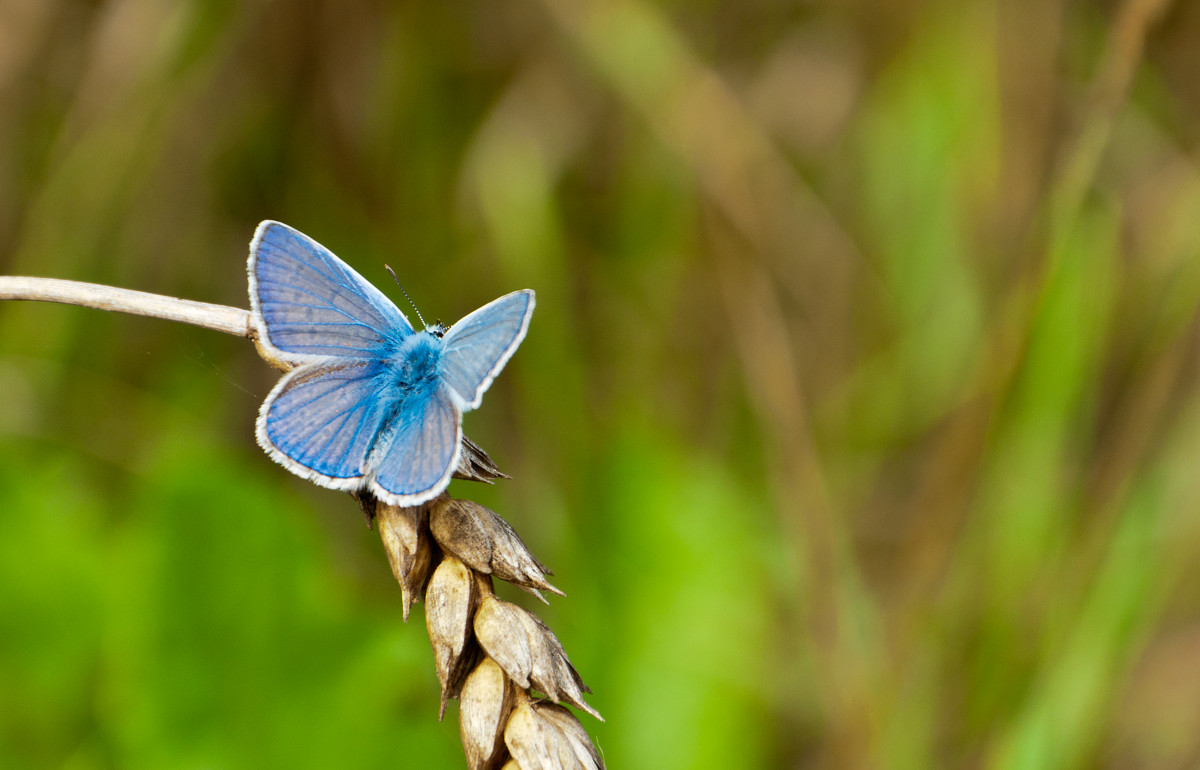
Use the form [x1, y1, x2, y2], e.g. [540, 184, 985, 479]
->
[2, 0, 1200, 767]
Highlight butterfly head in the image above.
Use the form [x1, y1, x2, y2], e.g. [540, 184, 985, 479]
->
[427, 320, 447, 338]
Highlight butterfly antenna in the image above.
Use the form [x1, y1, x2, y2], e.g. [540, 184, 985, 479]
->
[384, 265, 428, 329]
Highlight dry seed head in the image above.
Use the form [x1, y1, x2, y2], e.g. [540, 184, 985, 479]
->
[474, 595, 600, 720]
[430, 497, 562, 600]
[475, 596, 533, 688]
[425, 556, 478, 716]
[515, 610, 596, 718]
[455, 435, 510, 483]
[504, 698, 605, 770]
[369, 478, 602, 766]
[533, 702, 602, 755]
[459, 657, 517, 770]
[376, 502, 432, 620]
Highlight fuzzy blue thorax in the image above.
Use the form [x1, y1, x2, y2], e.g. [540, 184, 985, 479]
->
[365, 331, 447, 463]
[390, 331, 444, 396]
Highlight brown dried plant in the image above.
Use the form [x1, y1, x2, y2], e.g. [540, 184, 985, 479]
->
[360, 440, 604, 770]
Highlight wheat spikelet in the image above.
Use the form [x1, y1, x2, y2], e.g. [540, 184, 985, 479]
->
[367, 449, 604, 770]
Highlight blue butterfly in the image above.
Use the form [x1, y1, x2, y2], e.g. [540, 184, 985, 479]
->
[247, 221, 534, 507]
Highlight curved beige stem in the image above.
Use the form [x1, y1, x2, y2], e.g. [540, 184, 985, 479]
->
[0, 276, 251, 338]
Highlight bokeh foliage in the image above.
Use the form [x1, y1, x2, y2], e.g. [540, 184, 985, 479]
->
[2, 0, 1200, 767]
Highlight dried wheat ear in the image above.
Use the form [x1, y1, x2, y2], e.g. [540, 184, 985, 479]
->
[361, 440, 605, 770]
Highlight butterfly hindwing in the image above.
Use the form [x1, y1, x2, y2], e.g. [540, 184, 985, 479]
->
[439, 290, 535, 410]
[370, 385, 461, 504]
[258, 358, 393, 485]
[250, 221, 413, 361]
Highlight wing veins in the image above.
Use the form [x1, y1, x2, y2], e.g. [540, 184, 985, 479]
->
[308, 402, 368, 471]
[271, 247, 390, 318]
[268, 341, 379, 355]
[272, 368, 377, 419]
[270, 320, 384, 331]
[284, 397, 369, 460]
[337, 401, 378, 474]
[273, 243, 358, 291]
[257, 280, 388, 327]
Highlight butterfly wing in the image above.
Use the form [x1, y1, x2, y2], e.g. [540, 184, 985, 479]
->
[257, 358, 393, 488]
[369, 384, 461, 506]
[249, 221, 412, 363]
[439, 290, 535, 410]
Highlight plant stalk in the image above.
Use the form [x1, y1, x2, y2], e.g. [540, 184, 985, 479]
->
[0, 276, 251, 338]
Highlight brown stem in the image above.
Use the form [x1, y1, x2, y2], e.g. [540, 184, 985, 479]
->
[0, 276, 252, 338]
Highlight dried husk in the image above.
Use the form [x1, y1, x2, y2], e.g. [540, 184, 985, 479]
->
[533, 702, 603, 765]
[474, 595, 600, 720]
[504, 699, 605, 770]
[430, 497, 562, 600]
[425, 556, 479, 716]
[376, 502, 432, 620]
[455, 436, 509, 483]
[460, 657, 517, 770]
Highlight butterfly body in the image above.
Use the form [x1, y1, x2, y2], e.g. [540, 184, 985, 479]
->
[391, 331, 445, 394]
[248, 221, 534, 506]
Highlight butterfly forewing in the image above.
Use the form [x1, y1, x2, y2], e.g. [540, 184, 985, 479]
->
[259, 359, 393, 483]
[439, 290, 535, 410]
[250, 221, 413, 361]
[370, 385, 461, 503]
